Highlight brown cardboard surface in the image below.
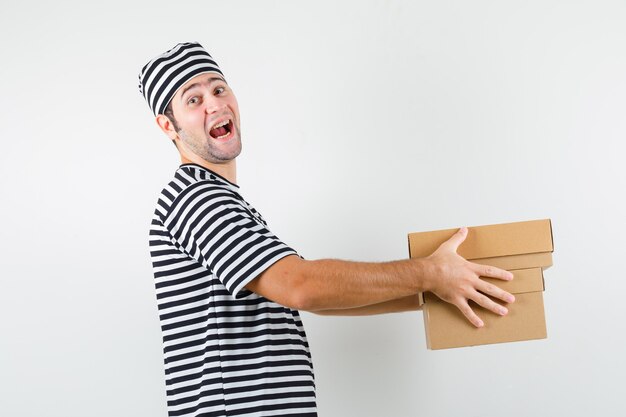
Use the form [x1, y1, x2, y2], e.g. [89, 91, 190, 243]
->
[424, 291, 547, 350]
[407, 219, 553, 349]
[422, 268, 547, 350]
[408, 219, 553, 260]
[470, 252, 553, 271]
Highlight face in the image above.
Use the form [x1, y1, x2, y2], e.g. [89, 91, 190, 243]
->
[167, 73, 242, 163]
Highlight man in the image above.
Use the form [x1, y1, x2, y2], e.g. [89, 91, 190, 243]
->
[139, 42, 515, 417]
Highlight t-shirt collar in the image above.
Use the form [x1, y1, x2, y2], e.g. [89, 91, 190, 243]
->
[179, 163, 240, 189]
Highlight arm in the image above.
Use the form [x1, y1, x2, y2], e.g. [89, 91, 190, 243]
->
[248, 255, 429, 312]
[247, 227, 516, 327]
[311, 294, 422, 316]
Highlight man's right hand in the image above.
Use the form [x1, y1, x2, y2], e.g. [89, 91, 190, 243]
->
[423, 227, 516, 328]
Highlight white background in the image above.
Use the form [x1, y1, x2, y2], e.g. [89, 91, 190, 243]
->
[1, 1, 625, 416]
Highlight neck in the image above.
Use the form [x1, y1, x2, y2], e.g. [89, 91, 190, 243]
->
[180, 154, 237, 185]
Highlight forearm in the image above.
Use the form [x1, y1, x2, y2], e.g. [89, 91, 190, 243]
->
[250, 255, 433, 312]
[312, 294, 423, 316]
[298, 258, 430, 310]
[249, 227, 516, 327]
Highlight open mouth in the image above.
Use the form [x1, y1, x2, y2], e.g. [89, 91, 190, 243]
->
[209, 119, 233, 140]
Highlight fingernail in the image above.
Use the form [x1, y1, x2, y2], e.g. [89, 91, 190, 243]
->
[499, 307, 508, 315]
[507, 272, 514, 280]
[507, 295, 515, 303]
[476, 319, 484, 327]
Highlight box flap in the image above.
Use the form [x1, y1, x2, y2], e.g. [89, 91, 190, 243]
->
[470, 252, 553, 271]
[408, 219, 553, 260]
[417, 291, 426, 307]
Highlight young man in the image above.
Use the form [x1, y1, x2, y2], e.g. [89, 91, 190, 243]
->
[139, 42, 515, 417]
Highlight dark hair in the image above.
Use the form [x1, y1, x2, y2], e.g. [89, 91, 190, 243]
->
[164, 102, 180, 147]
[164, 102, 180, 131]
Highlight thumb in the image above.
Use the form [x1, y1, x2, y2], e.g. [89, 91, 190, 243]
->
[441, 227, 468, 253]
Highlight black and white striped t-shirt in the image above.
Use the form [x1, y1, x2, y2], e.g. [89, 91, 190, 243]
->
[149, 164, 316, 417]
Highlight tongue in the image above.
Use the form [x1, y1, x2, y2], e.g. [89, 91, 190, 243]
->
[210, 126, 227, 138]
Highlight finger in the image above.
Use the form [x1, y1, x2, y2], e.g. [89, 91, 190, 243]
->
[469, 291, 509, 316]
[454, 299, 484, 328]
[472, 263, 514, 281]
[440, 227, 468, 252]
[476, 279, 516, 304]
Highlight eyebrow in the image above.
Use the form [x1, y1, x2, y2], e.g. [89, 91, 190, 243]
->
[179, 76, 226, 101]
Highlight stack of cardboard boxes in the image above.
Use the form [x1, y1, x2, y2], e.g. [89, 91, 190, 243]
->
[407, 219, 554, 350]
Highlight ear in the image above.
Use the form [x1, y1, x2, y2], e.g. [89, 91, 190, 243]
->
[156, 114, 179, 141]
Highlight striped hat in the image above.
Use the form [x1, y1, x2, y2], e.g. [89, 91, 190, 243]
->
[138, 42, 224, 116]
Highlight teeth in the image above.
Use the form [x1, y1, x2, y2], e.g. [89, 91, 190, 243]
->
[213, 120, 229, 129]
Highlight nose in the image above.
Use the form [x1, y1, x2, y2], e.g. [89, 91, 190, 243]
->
[204, 95, 226, 115]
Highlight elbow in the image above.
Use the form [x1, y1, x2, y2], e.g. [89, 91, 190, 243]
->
[287, 276, 318, 312]
[248, 256, 324, 312]
[285, 267, 324, 312]
[290, 293, 322, 313]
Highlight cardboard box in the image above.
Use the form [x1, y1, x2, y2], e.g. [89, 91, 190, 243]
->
[408, 219, 554, 270]
[407, 219, 553, 349]
[422, 268, 547, 349]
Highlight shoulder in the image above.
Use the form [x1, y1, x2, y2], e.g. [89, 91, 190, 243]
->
[154, 165, 242, 223]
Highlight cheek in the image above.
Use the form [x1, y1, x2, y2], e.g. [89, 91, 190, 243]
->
[182, 112, 207, 132]
[232, 104, 241, 125]
[228, 97, 240, 116]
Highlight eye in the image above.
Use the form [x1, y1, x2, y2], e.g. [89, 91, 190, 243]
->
[187, 96, 200, 106]
[215, 86, 226, 95]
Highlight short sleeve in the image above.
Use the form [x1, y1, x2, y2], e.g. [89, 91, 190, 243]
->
[161, 181, 298, 298]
